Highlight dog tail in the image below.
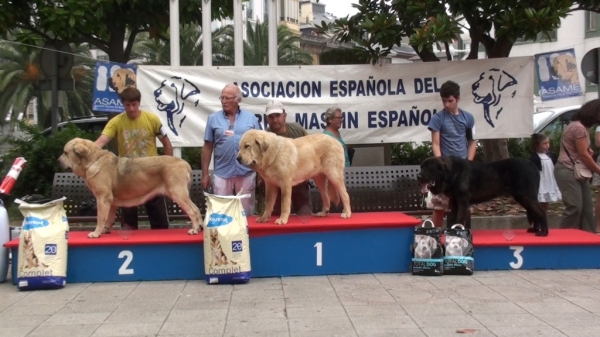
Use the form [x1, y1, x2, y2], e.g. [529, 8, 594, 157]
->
[327, 182, 340, 206]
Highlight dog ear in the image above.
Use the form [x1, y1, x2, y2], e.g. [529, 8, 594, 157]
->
[180, 79, 201, 100]
[431, 238, 437, 251]
[497, 71, 517, 91]
[461, 238, 468, 247]
[73, 142, 90, 160]
[255, 139, 269, 152]
[439, 157, 452, 182]
[125, 73, 136, 87]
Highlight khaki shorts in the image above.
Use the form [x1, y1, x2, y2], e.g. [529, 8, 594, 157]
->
[431, 193, 450, 211]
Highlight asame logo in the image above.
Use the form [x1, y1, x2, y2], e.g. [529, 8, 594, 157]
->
[207, 213, 233, 228]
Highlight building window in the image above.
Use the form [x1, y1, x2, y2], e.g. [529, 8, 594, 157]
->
[515, 30, 557, 44]
[589, 11, 597, 31]
[585, 11, 600, 38]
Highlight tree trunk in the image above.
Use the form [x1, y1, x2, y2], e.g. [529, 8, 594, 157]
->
[412, 45, 439, 62]
[107, 24, 128, 63]
[481, 139, 509, 162]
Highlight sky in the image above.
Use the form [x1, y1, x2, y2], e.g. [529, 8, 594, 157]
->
[316, 0, 359, 18]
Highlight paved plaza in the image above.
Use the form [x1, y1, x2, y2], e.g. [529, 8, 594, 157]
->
[2, 269, 600, 336]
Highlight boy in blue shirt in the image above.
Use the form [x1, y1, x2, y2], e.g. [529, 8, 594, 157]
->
[427, 81, 477, 227]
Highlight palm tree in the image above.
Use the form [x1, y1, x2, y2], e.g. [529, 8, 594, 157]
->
[133, 21, 313, 67]
[131, 24, 234, 66]
[241, 20, 313, 66]
[0, 32, 95, 128]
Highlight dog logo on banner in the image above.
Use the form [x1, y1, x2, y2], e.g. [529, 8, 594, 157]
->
[153, 76, 201, 136]
[471, 68, 518, 128]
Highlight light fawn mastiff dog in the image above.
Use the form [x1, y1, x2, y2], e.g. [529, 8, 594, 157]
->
[58, 138, 203, 238]
[237, 129, 352, 224]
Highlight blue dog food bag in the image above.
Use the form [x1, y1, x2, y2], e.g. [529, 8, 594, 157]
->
[411, 219, 443, 276]
[443, 224, 474, 275]
[203, 192, 251, 284]
[16, 197, 69, 290]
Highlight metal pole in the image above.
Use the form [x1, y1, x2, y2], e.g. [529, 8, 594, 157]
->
[234, 0, 244, 66]
[202, 0, 214, 171]
[268, 0, 278, 66]
[170, 0, 182, 158]
[50, 48, 58, 134]
[202, 0, 212, 67]
[597, 49, 600, 99]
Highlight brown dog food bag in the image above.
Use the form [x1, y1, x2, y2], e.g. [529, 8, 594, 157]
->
[411, 219, 443, 276]
[203, 192, 251, 284]
[16, 197, 69, 290]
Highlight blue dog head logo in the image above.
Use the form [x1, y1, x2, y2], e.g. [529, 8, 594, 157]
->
[471, 68, 518, 128]
[154, 76, 201, 136]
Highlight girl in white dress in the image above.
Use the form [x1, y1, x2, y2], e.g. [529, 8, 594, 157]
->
[529, 133, 562, 218]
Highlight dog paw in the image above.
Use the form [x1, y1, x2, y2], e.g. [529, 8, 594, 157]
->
[535, 230, 549, 237]
[341, 212, 352, 219]
[87, 232, 101, 238]
[187, 228, 199, 235]
[315, 211, 328, 217]
[274, 218, 288, 225]
[526, 227, 536, 233]
[256, 216, 270, 223]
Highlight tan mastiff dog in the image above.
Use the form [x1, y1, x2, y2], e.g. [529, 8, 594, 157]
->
[237, 129, 351, 225]
[58, 138, 203, 238]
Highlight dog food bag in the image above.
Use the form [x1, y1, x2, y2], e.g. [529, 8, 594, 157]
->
[203, 192, 251, 284]
[443, 224, 474, 275]
[411, 219, 444, 276]
[15, 197, 69, 290]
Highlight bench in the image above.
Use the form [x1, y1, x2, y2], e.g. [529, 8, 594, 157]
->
[51, 165, 429, 223]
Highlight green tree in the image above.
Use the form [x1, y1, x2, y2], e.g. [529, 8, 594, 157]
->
[131, 24, 234, 66]
[319, 49, 369, 65]
[0, 0, 236, 63]
[240, 21, 313, 66]
[0, 32, 94, 126]
[322, 0, 576, 161]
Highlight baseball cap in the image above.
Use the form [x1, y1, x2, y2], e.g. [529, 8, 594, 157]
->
[265, 100, 285, 115]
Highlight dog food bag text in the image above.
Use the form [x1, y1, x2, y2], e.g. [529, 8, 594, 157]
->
[16, 197, 69, 290]
[443, 224, 474, 275]
[412, 220, 444, 276]
[203, 193, 251, 284]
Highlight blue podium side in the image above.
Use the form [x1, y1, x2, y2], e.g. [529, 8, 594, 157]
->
[6, 212, 421, 283]
[475, 245, 600, 271]
[251, 227, 414, 277]
[472, 229, 600, 271]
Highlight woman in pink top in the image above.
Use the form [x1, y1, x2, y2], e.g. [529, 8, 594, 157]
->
[555, 99, 600, 233]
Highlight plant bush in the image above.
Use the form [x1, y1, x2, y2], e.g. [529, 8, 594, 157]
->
[0, 122, 99, 201]
[389, 130, 565, 166]
[182, 147, 202, 169]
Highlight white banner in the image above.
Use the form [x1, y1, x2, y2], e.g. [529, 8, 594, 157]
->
[137, 57, 534, 147]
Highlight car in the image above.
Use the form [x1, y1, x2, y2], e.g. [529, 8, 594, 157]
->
[533, 105, 580, 136]
[40, 115, 109, 137]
